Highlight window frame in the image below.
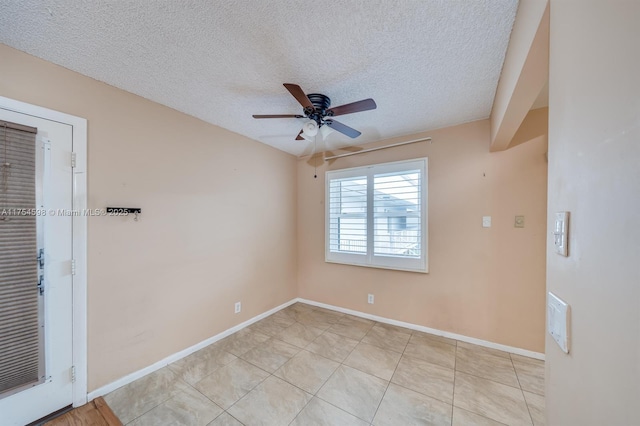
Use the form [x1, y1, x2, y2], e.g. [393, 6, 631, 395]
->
[325, 157, 428, 273]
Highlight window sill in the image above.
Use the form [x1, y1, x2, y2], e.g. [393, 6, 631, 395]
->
[325, 258, 428, 274]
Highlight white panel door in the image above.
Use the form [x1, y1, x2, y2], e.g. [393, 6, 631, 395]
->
[0, 108, 74, 425]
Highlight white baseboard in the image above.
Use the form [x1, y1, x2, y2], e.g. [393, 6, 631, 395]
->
[298, 298, 545, 361]
[88, 295, 543, 402]
[86, 298, 298, 401]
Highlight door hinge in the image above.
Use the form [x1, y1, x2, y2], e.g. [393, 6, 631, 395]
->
[37, 248, 45, 268]
[71, 366, 76, 383]
[37, 275, 44, 295]
[71, 152, 77, 168]
[71, 258, 76, 276]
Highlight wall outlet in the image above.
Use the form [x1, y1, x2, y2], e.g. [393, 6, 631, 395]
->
[515, 215, 525, 228]
[482, 216, 492, 228]
[368, 294, 374, 304]
[234, 302, 241, 314]
[548, 292, 570, 353]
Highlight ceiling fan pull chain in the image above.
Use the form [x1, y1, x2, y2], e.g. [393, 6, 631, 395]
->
[314, 136, 318, 179]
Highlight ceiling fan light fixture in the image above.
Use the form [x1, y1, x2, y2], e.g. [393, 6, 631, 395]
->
[302, 120, 318, 137]
[320, 124, 334, 138]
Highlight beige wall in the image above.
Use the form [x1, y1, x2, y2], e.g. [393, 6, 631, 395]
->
[298, 119, 548, 352]
[0, 44, 298, 391]
[546, 1, 640, 424]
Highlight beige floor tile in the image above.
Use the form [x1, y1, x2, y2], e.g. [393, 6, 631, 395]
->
[270, 310, 298, 326]
[104, 367, 189, 424]
[305, 331, 359, 362]
[343, 342, 402, 381]
[274, 350, 339, 394]
[455, 346, 519, 388]
[194, 358, 269, 409]
[453, 371, 532, 426]
[292, 302, 316, 311]
[207, 412, 243, 426]
[295, 310, 343, 330]
[312, 307, 345, 320]
[373, 383, 452, 426]
[128, 385, 222, 426]
[512, 354, 545, 396]
[392, 355, 455, 404]
[327, 315, 375, 340]
[277, 321, 324, 348]
[168, 344, 237, 385]
[412, 330, 457, 346]
[250, 315, 293, 336]
[524, 391, 546, 426]
[456, 341, 510, 358]
[240, 337, 300, 372]
[452, 407, 507, 425]
[104, 315, 545, 426]
[404, 334, 456, 369]
[362, 324, 411, 353]
[227, 376, 312, 425]
[283, 303, 315, 317]
[291, 397, 369, 426]
[317, 365, 388, 423]
[218, 328, 271, 357]
[373, 321, 413, 334]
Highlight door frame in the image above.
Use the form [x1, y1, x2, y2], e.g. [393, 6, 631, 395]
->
[0, 95, 88, 407]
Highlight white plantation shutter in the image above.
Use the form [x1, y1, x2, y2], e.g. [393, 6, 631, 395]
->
[326, 158, 427, 272]
[328, 175, 367, 254]
[0, 121, 44, 397]
[373, 170, 421, 257]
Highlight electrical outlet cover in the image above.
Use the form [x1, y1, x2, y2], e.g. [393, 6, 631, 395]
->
[554, 212, 569, 256]
[547, 292, 570, 353]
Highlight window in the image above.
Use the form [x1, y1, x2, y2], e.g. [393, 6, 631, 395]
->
[326, 158, 428, 272]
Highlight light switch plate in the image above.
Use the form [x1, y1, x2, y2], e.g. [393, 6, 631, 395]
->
[554, 211, 569, 256]
[482, 216, 491, 228]
[548, 292, 570, 353]
[515, 215, 525, 228]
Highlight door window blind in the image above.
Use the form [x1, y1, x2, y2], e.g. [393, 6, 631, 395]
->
[0, 121, 44, 397]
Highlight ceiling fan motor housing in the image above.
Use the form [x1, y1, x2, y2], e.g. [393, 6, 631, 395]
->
[306, 93, 332, 125]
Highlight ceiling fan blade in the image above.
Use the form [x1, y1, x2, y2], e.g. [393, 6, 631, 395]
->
[325, 119, 362, 138]
[295, 130, 305, 140]
[327, 98, 377, 117]
[283, 83, 314, 109]
[252, 114, 304, 119]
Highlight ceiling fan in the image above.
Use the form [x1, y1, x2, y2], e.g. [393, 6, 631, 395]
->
[253, 83, 377, 141]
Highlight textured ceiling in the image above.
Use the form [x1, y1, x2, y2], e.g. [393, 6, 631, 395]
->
[0, 1, 518, 156]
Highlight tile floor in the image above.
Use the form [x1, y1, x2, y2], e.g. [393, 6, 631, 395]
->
[104, 303, 545, 426]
